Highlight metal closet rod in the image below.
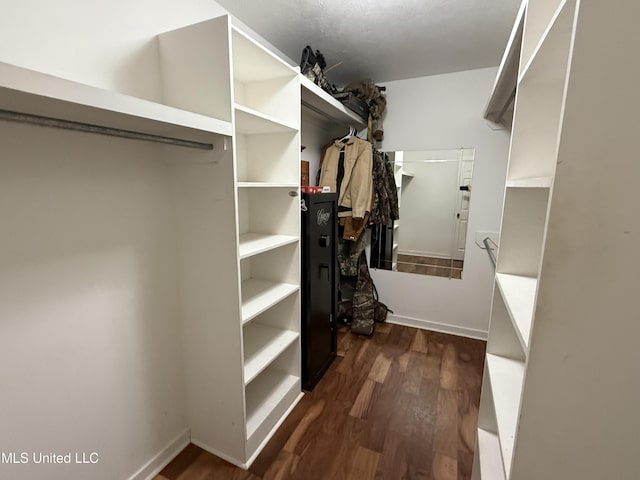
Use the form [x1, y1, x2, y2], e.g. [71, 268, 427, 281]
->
[0, 109, 214, 150]
[483, 236, 497, 268]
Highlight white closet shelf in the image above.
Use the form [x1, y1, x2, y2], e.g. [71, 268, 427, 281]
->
[231, 26, 297, 84]
[0, 62, 233, 146]
[243, 323, 299, 385]
[245, 369, 300, 441]
[241, 279, 299, 324]
[239, 233, 298, 259]
[237, 182, 299, 188]
[235, 104, 298, 134]
[518, 0, 575, 86]
[300, 75, 367, 129]
[484, 0, 525, 125]
[495, 273, 537, 351]
[506, 176, 553, 189]
[486, 353, 525, 478]
[477, 428, 506, 480]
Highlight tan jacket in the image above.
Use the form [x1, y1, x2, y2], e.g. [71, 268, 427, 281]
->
[318, 137, 373, 219]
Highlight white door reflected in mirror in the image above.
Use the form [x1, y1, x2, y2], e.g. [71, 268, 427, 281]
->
[370, 148, 475, 279]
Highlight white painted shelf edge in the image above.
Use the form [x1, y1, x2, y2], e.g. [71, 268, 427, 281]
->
[0, 61, 233, 140]
[237, 182, 299, 188]
[506, 176, 553, 188]
[518, 0, 573, 85]
[300, 75, 367, 128]
[486, 353, 525, 479]
[243, 323, 299, 385]
[234, 103, 298, 132]
[238, 233, 299, 259]
[484, 0, 526, 122]
[495, 273, 537, 351]
[230, 24, 298, 77]
[245, 370, 300, 439]
[477, 428, 506, 480]
[241, 279, 299, 324]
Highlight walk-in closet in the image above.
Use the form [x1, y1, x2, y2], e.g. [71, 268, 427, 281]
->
[0, 1, 638, 479]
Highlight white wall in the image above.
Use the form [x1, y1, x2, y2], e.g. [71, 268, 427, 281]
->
[0, 125, 187, 480]
[375, 67, 510, 338]
[0, 1, 262, 480]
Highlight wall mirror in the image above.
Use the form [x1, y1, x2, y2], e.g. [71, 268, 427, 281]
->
[370, 148, 475, 279]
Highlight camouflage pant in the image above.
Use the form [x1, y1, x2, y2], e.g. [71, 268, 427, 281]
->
[350, 251, 376, 336]
[337, 225, 367, 277]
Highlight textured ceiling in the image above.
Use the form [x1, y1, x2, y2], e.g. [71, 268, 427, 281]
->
[217, 0, 521, 86]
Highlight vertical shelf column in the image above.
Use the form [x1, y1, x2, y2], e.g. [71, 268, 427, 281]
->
[230, 22, 303, 464]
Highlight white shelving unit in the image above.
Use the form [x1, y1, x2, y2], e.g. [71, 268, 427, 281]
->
[474, 1, 640, 479]
[158, 14, 302, 469]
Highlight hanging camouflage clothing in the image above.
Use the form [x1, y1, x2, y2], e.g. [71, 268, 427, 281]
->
[350, 251, 392, 336]
[370, 151, 400, 225]
[337, 226, 368, 277]
[350, 251, 376, 335]
[384, 154, 400, 221]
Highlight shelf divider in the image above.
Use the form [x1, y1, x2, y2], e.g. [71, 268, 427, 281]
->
[245, 369, 300, 441]
[237, 182, 299, 188]
[486, 353, 525, 478]
[235, 104, 297, 134]
[243, 323, 298, 385]
[477, 428, 506, 480]
[239, 233, 298, 259]
[241, 279, 299, 324]
[495, 273, 537, 351]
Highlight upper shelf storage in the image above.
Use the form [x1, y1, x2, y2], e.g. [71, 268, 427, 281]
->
[483, 0, 526, 128]
[506, 0, 577, 182]
[300, 75, 367, 129]
[520, 0, 565, 70]
[231, 26, 299, 128]
[0, 61, 233, 148]
[519, 0, 576, 85]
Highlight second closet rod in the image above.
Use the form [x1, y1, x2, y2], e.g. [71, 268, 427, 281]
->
[0, 109, 214, 150]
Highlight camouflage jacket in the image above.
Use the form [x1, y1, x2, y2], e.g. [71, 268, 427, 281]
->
[370, 150, 399, 225]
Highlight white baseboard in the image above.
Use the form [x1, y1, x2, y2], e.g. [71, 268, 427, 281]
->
[129, 429, 190, 480]
[386, 313, 487, 340]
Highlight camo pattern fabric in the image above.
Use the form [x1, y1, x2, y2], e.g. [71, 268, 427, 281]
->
[345, 80, 387, 146]
[308, 63, 337, 95]
[370, 151, 399, 225]
[337, 227, 367, 277]
[350, 251, 376, 336]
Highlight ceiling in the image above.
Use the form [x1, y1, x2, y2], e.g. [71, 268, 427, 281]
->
[216, 0, 522, 87]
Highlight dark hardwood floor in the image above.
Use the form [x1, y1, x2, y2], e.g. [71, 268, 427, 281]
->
[156, 323, 486, 480]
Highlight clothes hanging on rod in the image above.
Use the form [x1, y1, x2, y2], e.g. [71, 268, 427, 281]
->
[369, 150, 399, 225]
[318, 136, 373, 222]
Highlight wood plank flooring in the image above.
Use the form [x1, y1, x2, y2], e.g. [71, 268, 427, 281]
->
[156, 324, 486, 480]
